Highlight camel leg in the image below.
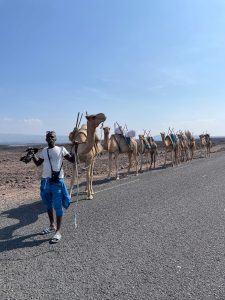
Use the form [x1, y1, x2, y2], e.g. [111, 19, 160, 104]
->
[186, 149, 190, 161]
[153, 151, 156, 169]
[175, 147, 179, 165]
[208, 144, 211, 158]
[127, 152, 132, 176]
[164, 149, 167, 167]
[171, 149, 174, 167]
[145, 150, 150, 170]
[90, 161, 95, 195]
[114, 153, 120, 180]
[86, 165, 93, 200]
[175, 149, 178, 166]
[150, 151, 153, 169]
[154, 152, 156, 168]
[107, 153, 113, 179]
[134, 153, 138, 176]
[139, 151, 143, 172]
[151, 152, 155, 169]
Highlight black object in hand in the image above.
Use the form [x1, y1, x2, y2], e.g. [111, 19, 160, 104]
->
[20, 147, 39, 164]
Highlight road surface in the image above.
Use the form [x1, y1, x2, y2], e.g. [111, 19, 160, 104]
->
[1, 151, 225, 299]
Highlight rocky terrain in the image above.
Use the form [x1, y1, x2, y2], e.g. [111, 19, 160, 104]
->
[1, 138, 225, 210]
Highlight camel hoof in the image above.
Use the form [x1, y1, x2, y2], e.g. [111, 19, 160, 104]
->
[87, 195, 93, 200]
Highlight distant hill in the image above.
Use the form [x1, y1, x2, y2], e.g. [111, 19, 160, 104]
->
[0, 133, 70, 146]
[1, 133, 224, 146]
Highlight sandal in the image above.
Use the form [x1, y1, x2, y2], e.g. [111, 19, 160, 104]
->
[50, 232, 62, 244]
[41, 226, 55, 235]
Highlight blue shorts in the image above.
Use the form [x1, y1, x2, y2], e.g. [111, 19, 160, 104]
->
[40, 178, 70, 217]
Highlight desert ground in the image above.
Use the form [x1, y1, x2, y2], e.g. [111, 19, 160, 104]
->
[1, 138, 225, 211]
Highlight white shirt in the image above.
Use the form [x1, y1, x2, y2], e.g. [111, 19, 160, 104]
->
[39, 146, 69, 178]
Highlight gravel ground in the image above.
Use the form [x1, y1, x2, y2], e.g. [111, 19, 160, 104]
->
[0, 139, 225, 211]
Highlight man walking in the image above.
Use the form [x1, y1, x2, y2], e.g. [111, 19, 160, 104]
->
[32, 131, 74, 243]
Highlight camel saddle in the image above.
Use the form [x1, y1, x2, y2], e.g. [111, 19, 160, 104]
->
[143, 138, 151, 150]
[113, 134, 134, 152]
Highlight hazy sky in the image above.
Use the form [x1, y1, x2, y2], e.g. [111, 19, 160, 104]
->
[0, 0, 225, 137]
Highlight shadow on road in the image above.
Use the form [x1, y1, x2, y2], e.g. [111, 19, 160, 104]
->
[0, 200, 48, 253]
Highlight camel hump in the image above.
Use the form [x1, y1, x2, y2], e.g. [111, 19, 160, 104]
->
[78, 124, 88, 136]
[69, 123, 87, 142]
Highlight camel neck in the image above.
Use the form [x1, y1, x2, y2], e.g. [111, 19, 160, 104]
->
[79, 121, 96, 155]
[103, 131, 109, 150]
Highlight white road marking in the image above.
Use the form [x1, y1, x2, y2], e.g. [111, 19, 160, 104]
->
[95, 178, 140, 194]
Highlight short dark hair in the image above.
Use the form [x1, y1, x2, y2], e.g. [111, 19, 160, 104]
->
[46, 131, 56, 137]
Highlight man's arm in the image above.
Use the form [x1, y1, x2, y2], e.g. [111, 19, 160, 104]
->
[32, 154, 44, 166]
[64, 153, 75, 164]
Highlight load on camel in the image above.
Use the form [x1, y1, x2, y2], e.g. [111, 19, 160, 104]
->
[160, 129, 179, 167]
[103, 125, 138, 180]
[69, 112, 106, 200]
[199, 133, 212, 158]
[138, 131, 157, 172]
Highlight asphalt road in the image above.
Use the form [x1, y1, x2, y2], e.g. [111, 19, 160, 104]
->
[1, 152, 225, 300]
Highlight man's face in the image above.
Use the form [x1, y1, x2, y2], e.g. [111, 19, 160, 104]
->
[46, 131, 56, 147]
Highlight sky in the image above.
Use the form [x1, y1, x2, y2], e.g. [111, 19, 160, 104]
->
[0, 0, 225, 138]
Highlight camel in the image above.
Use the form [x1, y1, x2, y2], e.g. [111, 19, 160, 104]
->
[69, 112, 106, 200]
[103, 127, 139, 179]
[147, 136, 158, 168]
[185, 131, 195, 160]
[138, 135, 151, 172]
[199, 133, 212, 158]
[177, 131, 190, 162]
[160, 132, 179, 167]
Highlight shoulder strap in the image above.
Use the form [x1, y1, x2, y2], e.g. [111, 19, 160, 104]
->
[47, 148, 63, 172]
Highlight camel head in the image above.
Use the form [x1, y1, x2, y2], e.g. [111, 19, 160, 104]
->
[177, 132, 183, 140]
[86, 113, 106, 128]
[160, 132, 165, 140]
[103, 127, 110, 135]
[199, 134, 206, 146]
[185, 130, 192, 140]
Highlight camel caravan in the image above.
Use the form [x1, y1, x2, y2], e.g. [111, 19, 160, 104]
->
[67, 112, 212, 199]
[160, 128, 197, 167]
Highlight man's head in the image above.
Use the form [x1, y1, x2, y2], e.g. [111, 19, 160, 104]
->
[46, 131, 56, 148]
